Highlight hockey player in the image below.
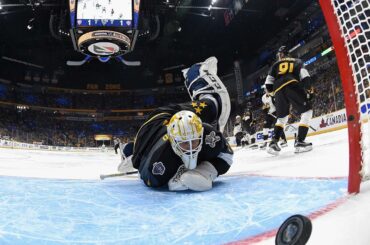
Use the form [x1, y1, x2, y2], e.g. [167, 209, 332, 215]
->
[264, 46, 314, 155]
[260, 90, 287, 149]
[233, 115, 244, 147]
[113, 137, 121, 154]
[241, 108, 257, 148]
[118, 57, 233, 191]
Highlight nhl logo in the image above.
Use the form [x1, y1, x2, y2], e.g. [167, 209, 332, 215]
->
[152, 162, 166, 175]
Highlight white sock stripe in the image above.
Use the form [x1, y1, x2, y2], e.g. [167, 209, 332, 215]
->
[277, 115, 289, 126]
[217, 152, 233, 166]
[300, 110, 313, 125]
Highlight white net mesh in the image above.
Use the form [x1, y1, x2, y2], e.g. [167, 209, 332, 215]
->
[331, 0, 370, 180]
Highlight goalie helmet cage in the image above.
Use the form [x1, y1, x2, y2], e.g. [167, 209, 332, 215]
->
[319, 0, 370, 193]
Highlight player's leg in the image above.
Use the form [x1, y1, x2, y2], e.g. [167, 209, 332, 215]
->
[280, 130, 288, 147]
[261, 113, 275, 149]
[268, 90, 290, 155]
[287, 84, 313, 153]
[114, 143, 119, 154]
[270, 112, 288, 147]
[182, 57, 231, 132]
[249, 127, 258, 149]
[235, 132, 243, 147]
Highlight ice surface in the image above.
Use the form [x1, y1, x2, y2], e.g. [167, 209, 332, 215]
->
[0, 175, 346, 244]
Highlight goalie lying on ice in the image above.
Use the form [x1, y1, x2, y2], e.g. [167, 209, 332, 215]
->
[118, 57, 233, 191]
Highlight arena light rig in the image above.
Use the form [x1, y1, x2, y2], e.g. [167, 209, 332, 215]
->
[67, 0, 141, 66]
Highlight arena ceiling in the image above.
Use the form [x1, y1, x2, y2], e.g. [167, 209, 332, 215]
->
[0, 0, 313, 89]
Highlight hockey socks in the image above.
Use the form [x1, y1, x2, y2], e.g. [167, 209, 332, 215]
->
[297, 126, 309, 142]
[273, 125, 284, 142]
[281, 131, 286, 141]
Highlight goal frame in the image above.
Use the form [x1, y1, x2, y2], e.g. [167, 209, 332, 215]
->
[319, 0, 363, 193]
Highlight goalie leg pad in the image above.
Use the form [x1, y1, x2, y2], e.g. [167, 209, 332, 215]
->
[117, 155, 135, 173]
[183, 57, 231, 132]
[117, 142, 136, 172]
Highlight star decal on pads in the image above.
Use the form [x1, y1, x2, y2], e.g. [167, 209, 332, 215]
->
[205, 131, 220, 148]
[152, 162, 166, 175]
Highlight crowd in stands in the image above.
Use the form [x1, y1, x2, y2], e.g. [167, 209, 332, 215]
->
[0, 85, 189, 110]
[0, 107, 142, 147]
[0, 83, 193, 147]
[0, 55, 348, 147]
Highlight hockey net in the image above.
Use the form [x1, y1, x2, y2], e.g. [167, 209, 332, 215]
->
[319, 0, 370, 193]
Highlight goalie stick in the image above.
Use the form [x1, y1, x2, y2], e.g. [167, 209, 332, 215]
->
[100, 171, 138, 180]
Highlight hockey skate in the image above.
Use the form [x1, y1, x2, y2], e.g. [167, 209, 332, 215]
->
[280, 139, 288, 148]
[267, 141, 281, 156]
[294, 141, 313, 153]
[260, 142, 268, 150]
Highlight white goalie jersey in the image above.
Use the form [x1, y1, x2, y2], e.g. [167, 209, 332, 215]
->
[262, 94, 276, 115]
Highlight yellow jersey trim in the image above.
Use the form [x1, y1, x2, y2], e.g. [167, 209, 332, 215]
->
[274, 79, 298, 94]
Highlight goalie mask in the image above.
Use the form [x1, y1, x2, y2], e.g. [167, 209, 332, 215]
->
[167, 110, 204, 169]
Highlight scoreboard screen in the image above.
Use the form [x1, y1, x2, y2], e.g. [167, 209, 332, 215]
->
[76, 0, 132, 27]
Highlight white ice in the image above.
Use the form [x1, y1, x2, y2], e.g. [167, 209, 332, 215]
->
[0, 128, 369, 244]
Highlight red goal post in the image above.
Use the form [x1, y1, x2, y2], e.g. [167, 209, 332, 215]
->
[319, 0, 370, 193]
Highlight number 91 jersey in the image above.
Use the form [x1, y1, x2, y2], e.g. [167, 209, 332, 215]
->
[267, 58, 304, 93]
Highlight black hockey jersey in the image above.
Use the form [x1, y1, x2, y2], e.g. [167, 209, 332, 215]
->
[132, 99, 233, 188]
[265, 58, 308, 94]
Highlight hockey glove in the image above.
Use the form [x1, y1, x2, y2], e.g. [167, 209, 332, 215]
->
[271, 95, 276, 105]
[306, 88, 314, 101]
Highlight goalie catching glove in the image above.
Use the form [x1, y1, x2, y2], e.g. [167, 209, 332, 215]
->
[168, 161, 218, 192]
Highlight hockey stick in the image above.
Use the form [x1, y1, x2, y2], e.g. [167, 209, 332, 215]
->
[100, 171, 138, 180]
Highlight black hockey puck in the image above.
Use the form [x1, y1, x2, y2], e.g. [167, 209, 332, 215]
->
[275, 215, 312, 245]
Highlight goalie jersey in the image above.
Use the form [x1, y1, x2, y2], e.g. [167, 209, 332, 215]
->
[132, 100, 233, 188]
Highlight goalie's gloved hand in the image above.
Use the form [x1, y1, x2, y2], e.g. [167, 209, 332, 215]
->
[306, 88, 314, 101]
